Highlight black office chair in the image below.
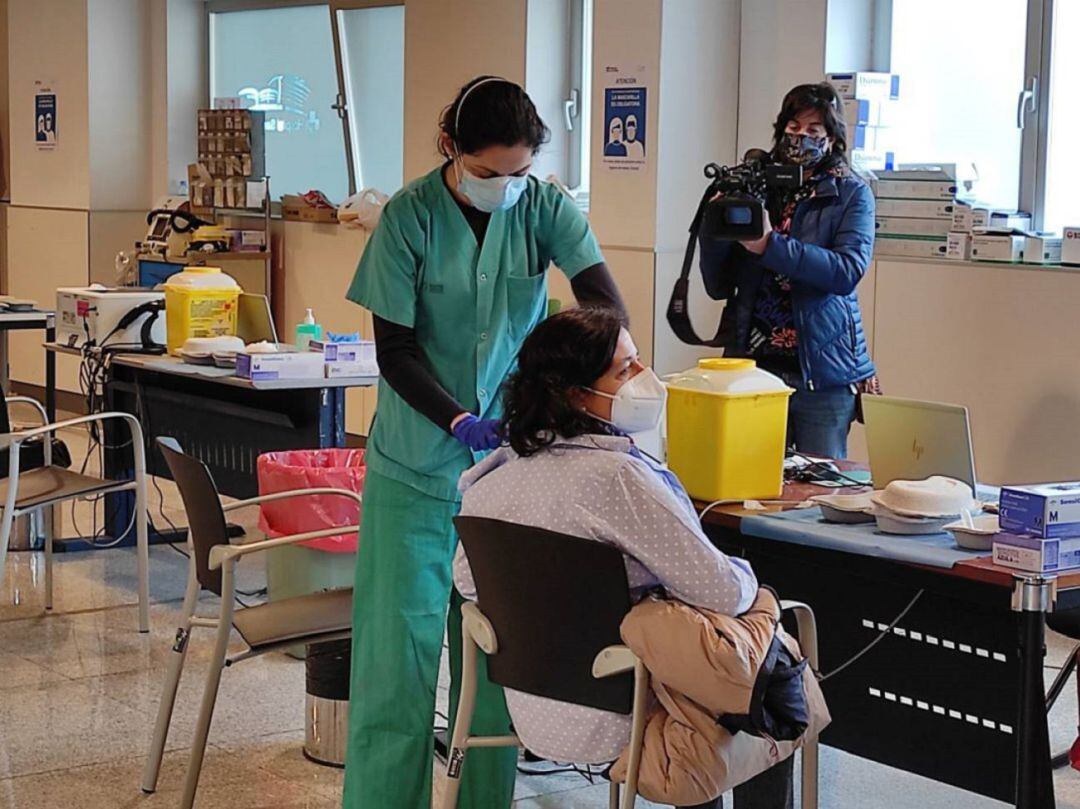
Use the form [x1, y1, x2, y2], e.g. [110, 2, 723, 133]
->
[444, 516, 649, 809]
[1046, 609, 1080, 769]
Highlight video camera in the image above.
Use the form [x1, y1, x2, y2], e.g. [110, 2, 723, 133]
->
[700, 149, 803, 241]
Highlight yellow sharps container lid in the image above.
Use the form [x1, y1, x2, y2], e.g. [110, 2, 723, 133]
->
[698, 358, 756, 371]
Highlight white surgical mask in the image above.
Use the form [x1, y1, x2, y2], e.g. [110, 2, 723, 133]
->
[587, 368, 667, 434]
[458, 166, 528, 213]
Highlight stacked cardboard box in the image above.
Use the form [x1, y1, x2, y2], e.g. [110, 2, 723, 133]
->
[951, 204, 1032, 264]
[871, 166, 973, 260]
[827, 72, 899, 173]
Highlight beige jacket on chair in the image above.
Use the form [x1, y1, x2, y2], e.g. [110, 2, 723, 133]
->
[609, 589, 830, 806]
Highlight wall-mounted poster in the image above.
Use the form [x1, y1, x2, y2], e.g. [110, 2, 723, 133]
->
[35, 84, 58, 150]
[601, 65, 647, 173]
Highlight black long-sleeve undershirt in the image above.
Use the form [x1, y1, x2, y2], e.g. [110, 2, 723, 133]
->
[374, 262, 626, 433]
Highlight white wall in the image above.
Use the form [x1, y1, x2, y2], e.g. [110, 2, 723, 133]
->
[87, 0, 152, 209]
[403, 0, 527, 178]
[825, 0, 875, 73]
[8, 0, 91, 209]
[737, 0, 828, 158]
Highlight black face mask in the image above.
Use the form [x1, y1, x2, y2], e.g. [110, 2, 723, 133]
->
[778, 133, 828, 167]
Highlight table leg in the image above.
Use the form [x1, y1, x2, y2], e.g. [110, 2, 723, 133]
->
[1014, 575, 1057, 809]
[1, 328, 9, 397]
[45, 317, 56, 423]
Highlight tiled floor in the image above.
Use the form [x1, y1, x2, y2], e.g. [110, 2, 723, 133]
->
[5, 422, 1080, 807]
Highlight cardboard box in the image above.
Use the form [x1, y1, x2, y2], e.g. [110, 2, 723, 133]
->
[1000, 482, 1080, 538]
[851, 149, 895, 173]
[946, 232, 972, 260]
[971, 233, 1024, 263]
[281, 194, 339, 224]
[874, 236, 949, 260]
[993, 534, 1080, 574]
[827, 72, 900, 101]
[951, 204, 991, 232]
[875, 217, 952, 238]
[875, 198, 957, 220]
[1023, 234, 1063, 265]
[326, 359, 380, 378]
[1063, 227, 1080, 266]
[843, 98, 897, 129]
[850, 124, 893, 153]
[874, 179, 963, 200]
[309, 339, 376, 364]
[235, 350, 325, 381]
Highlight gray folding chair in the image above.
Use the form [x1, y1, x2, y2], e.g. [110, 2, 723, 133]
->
[444, 517, 650, 809]
[0, 400, 149, 632]
[140, 438, 360, 809]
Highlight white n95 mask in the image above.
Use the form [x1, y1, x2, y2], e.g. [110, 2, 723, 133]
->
[588, 368, 668, 434]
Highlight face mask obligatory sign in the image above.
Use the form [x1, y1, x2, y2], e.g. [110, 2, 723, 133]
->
[601, 64, 648, 174]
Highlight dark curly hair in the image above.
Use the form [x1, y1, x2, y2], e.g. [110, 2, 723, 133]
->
[772, 82, 849, 171]
[503, 307, 623, 457]
[438, 76, 550, 158]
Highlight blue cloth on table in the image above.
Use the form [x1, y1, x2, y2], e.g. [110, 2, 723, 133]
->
[740, 487, 1000, 569]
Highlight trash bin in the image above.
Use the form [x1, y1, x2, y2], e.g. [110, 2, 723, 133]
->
[256, 449, 364, 767]
[257, 449, 364, 642]
[304, 638, 351, 767]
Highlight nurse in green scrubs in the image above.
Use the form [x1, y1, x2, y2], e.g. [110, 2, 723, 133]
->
[342, 76, 625, 809]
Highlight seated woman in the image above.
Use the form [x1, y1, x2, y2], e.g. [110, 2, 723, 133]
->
[453, 306, 793, 809]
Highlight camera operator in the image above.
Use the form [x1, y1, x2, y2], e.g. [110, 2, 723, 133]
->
[699, 82, 878, 459]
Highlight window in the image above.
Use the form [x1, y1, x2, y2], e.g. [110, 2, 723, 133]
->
[210, 5, 350, 202]
[1042, 0, 1080, 235]
[853, 0, 1080, 234]
[567, 0, 594, 205]
[888, 0, 1028, 211]
[334, 5, 405, 194]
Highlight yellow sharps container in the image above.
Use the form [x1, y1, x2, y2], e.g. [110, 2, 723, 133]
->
[163, 266, 241, 355]
[666, 358, 793, 502]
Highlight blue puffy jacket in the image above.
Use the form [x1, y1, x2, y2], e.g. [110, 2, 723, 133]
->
[699, 173, 876, 391]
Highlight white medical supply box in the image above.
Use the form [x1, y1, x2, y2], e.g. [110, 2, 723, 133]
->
[1022, 234, 1063, 264]
[874, 236, 948, 260]
[1000, 482, 1080, 539]
[993, 534, 1080, 574]
[1063, 228, 1080, 266]
[235, 350, 324, 381]
[874, 179, 962, 200]
[875, 217, 952, 238]
[875, 199, 957, 220]
[827, 72, 900, 101]
[971, 233, 1024, 263]
[946, 232, 972, 260]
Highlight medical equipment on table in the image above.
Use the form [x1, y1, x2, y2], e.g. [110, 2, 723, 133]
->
[666, 358, 793, 502]
[56, 286, 166, 351]
[163, 266, 241, 355]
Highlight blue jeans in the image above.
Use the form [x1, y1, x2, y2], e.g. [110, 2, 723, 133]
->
[788, 386, 857, 459]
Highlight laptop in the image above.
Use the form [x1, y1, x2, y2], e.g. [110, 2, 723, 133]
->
[862, 395, 977, 494]
[236, 293, 278, 344]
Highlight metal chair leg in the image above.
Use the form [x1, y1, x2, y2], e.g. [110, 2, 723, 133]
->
[141, 560, 200, 793]
[1046, 644, 1079, 711]
[179, 561, 236, 809]
[43, 507, 53, 612]
[608, 781, 620, 809]
[441, 632, 480, 809]
[134, 474, 150, 633]
[620, 659, 649, 809]
[782, 601, 820, 809]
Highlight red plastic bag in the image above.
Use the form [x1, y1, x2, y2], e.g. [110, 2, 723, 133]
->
[256, 449, 365, 553]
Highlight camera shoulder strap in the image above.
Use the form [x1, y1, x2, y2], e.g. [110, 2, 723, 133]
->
[665, 184, 726, 347]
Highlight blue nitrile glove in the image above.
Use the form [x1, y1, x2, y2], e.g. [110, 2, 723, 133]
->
[452, 415, 503, 452]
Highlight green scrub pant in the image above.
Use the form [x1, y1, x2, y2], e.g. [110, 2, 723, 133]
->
[342, 470, 517, 809]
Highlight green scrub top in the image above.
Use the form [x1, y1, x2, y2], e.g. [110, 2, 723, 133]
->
[346, 165, 604, 502]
